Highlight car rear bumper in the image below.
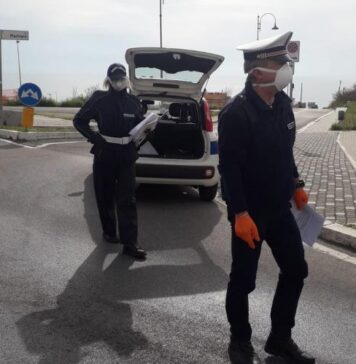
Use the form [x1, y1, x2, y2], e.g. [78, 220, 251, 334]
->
[136, 163, 215, 178]
[135, 156, 219, 187]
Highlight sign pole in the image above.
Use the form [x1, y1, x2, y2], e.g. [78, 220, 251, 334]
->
[0, 37, 3, 112]
[0, 30, 29, 115]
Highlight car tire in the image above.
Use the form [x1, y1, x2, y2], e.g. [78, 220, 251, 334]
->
[198, 184, 218, 201]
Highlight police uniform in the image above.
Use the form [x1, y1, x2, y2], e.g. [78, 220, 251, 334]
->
[218, 33, 314, 364]
[74, 63, 146, 259]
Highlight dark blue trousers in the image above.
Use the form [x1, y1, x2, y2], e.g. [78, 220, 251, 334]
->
[93, 155, 138, 246]
[226, 207, 308, 342]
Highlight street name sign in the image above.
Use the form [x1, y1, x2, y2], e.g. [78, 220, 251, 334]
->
[0, 30, 29, 41]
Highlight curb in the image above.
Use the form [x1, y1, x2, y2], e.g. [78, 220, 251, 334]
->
[320, 223, 356, 251]
[0, 129, 82, 141]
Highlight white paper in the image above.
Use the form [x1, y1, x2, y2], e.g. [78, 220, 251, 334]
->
[291, 201, 325, 247]
[129, 113, 159, 146]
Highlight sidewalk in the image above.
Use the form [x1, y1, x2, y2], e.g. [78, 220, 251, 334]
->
[295, 111, 356, 250]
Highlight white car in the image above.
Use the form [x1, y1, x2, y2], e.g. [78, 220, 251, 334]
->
[125, 47, 224, 201]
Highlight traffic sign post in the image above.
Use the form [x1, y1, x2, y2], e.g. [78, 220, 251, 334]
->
[287, 41, 301, 102]
[21, 107, 34, 129]
[18, 82, 42, 130]
[0, 29, 29, 113]
[287, 41, 300, 62]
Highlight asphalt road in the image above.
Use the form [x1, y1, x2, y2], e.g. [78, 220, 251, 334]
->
[0, 117, 355, 363]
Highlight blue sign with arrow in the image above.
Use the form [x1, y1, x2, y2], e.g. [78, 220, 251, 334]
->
[18, 82, 42, 107]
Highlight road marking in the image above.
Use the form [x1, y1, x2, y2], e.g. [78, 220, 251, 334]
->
[214, 197, 356, 264]
[313, 243, 356, 265]
[337, 133, 356, 170]
[0, 137, 34, 149]
[297, 110, 334, 133]
[0, 138, 83, 149]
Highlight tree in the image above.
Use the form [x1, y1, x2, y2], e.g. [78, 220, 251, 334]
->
[329, 84, 356, 108]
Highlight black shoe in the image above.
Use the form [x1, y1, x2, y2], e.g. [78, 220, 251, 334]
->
[264, 336, 315, 363]
[122, 245, 147, 260]
[228, 340, 262, 364]
[103, 233, 120, 244]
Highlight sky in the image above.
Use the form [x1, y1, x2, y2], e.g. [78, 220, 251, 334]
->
[1, 0, 356, 107]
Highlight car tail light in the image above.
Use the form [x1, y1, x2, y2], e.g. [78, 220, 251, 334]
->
[202, 98, 213, 132]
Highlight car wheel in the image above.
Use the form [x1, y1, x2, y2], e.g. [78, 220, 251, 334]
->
[198, 184, 218, 201]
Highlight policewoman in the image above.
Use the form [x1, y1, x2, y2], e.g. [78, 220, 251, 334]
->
[218, 32, 314, 364]
[74, 63, 146, 260]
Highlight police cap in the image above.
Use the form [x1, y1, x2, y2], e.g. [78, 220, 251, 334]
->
[237, 31, 293, 63]
[107, 63, 127, 81]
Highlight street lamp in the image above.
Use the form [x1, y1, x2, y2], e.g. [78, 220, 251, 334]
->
[16, 40, 22, 86]
[159, 0, 164, 78]
[159, 0, 164, 48]
[257, 13, 279, 40]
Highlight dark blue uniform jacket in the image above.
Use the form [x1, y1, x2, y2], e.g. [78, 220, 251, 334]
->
[218, 81, 299, 220]
[73, 88, 143, 164]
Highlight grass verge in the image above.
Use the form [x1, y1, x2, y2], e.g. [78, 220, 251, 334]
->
[331, 102, 356, 130]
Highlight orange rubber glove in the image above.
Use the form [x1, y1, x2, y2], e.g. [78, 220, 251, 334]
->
[234, 213, 261, 249]
[294, 188, 308, 210]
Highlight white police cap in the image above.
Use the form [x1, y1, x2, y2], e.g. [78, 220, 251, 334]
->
[237, 31, 293, 63]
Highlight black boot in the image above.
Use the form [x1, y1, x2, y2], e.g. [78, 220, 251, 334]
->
[103, 233, 120, 244]
[122, 245, 147, 260]
[228, 340, 261, 364]
[264, 336, 315, 363]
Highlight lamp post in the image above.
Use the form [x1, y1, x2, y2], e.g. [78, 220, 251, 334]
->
[257, 13, 279, 40]
[159, 0, 164, 48]
[159, 0, 164, 78]
[16, 40, 22, 86]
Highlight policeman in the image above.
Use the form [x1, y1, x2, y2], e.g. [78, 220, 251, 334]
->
[218, 32, 313, 364]
[73, 63, 147, 260]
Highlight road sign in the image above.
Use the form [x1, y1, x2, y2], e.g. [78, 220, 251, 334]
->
[0, 30, 29, 41]
[0, 29, 29, 112]
[18, 83, 42, 107]
[287, 41, 300, 62]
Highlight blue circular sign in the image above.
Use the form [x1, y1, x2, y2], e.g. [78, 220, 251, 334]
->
[18, 82, 42, 107]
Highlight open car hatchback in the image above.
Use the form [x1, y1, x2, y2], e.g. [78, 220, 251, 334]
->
[125, 47, 224, 201]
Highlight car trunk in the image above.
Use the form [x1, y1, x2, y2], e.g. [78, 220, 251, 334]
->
[138, 100, 205, 159]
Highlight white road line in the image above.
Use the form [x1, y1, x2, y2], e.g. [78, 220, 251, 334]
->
[313, 243, 356, 265]
[297, 110, 334, 133]
[337, 133, 356, 170]
[214, 197, 355, 264]
[0, 138, 34, 149]
[0, 138, 83, 149]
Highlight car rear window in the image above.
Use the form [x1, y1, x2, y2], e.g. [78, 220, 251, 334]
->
[134, 52, 216, 84]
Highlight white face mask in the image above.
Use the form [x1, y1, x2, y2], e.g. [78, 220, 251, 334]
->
[250, 63, 293, 91]
[108, 76, 130, 91]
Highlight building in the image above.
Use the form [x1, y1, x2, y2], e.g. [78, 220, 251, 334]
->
[2, 89, 18, 103]
[204, 92, 230, 109]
